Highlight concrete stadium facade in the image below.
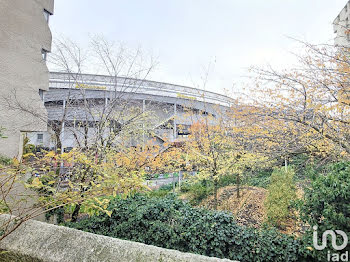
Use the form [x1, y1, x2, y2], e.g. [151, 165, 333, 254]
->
[27, 72, 234, 151]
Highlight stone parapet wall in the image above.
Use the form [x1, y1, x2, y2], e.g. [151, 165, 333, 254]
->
[0, 215, 237, 262]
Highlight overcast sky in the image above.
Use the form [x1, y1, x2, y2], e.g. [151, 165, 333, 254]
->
[50, 0, 347, 95]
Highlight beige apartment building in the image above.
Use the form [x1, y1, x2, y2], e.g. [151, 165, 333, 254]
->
[334, 0, 350, 46]
[0, 0, 54, 159]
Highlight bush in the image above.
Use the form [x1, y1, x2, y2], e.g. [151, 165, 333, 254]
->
[289, 154, 331, 182]
[297, 161, 350, 261]
[0, 155, 12, 166]
[158, 182, 176, 191]
[147, 186, 172, 198]
[243, 169, 271, 188]
[265, 167, 296, 228]
[0, 127, 7, 139]
[148, 177, 214, 202]
[218, 174, 237, 187]
[180, 180, 213, 205]
[66, 194, 302, 261]
[180, 174, 243, 206]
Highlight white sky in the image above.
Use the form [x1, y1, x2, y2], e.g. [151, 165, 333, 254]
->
[49, 0, 347, 95]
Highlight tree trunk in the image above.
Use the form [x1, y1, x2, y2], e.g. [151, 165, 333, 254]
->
[84, 124, 88, 149]
[71, 204, 81, 222]
[236, 174, 240, 198]
[178, 171, 181, 190]
[172, 173, 175, 193]
[214, 179, 218, 210]
[53, 130, 62, 153]
[284, 156, 288, 172]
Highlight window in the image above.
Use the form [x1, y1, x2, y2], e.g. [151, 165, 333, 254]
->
[37, 134, 44, 144]
[39, 89, 44, 101]
[41, 49, 48, 61]
[43, 9, 51, 23]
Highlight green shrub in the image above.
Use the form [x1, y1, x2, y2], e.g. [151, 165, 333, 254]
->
[148, 187, 171, 198]
[66, 194, 302, 261]
[217, 174, 237, 187]
[265, 167, 296, 228]
[297, 161, 350, 261]
[289, 154, 332, 182]
[45, 206, 65, 224]
[243, 169, 271, 188]
[179, 180, 196, 192]
[148, 177, 214, 201]
[180, 174, 239, 206]
[22, 137, 35, 156]
[0, 155, 12, 166]
[180, 180, 213, 205]
[0, 127, 7, 139]
[158, 183, 176, 191]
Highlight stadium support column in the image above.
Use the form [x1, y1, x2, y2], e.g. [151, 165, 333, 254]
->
[173, 103, 177, 140]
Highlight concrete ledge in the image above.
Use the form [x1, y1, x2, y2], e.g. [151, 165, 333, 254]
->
[0, 215, 236, 262]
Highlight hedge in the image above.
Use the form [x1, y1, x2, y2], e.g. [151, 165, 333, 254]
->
[66, 194, 302, 262]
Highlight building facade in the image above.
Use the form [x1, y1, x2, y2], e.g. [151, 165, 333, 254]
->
[27, 72, 233, 151]
[0, 0, 54, 159]
[333, 0, 350, 46]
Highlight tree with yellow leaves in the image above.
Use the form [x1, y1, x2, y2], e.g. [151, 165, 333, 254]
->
[245, 43, 350, 161]
[184, 111, 266, 209]
[229, 103, 331, 168]
[29, 138, 170, 222]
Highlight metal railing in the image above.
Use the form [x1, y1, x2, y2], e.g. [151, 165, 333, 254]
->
[49, 72, 234, 107]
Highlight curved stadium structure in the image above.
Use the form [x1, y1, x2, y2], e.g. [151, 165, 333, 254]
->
[28, 72, 234, 150]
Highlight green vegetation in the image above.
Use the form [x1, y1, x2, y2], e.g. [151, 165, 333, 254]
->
[67, 194, 302, 262]
[242, 169, 272, 189]
[297, 161, 350, 261]
[0, 155, 12, 166]
[265, 167, 296, 228]
[0, 127, 7, 139]
[1, 40, 349, 262]
[179, 179, 214, 205]
[300, 162, 350, 231]
[150, 174, 240, 206]
[0, 250, 42, 262]
[0, 127, 12, 168]
[147, 183, 174, 198]
[22, 136, 36, 157]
